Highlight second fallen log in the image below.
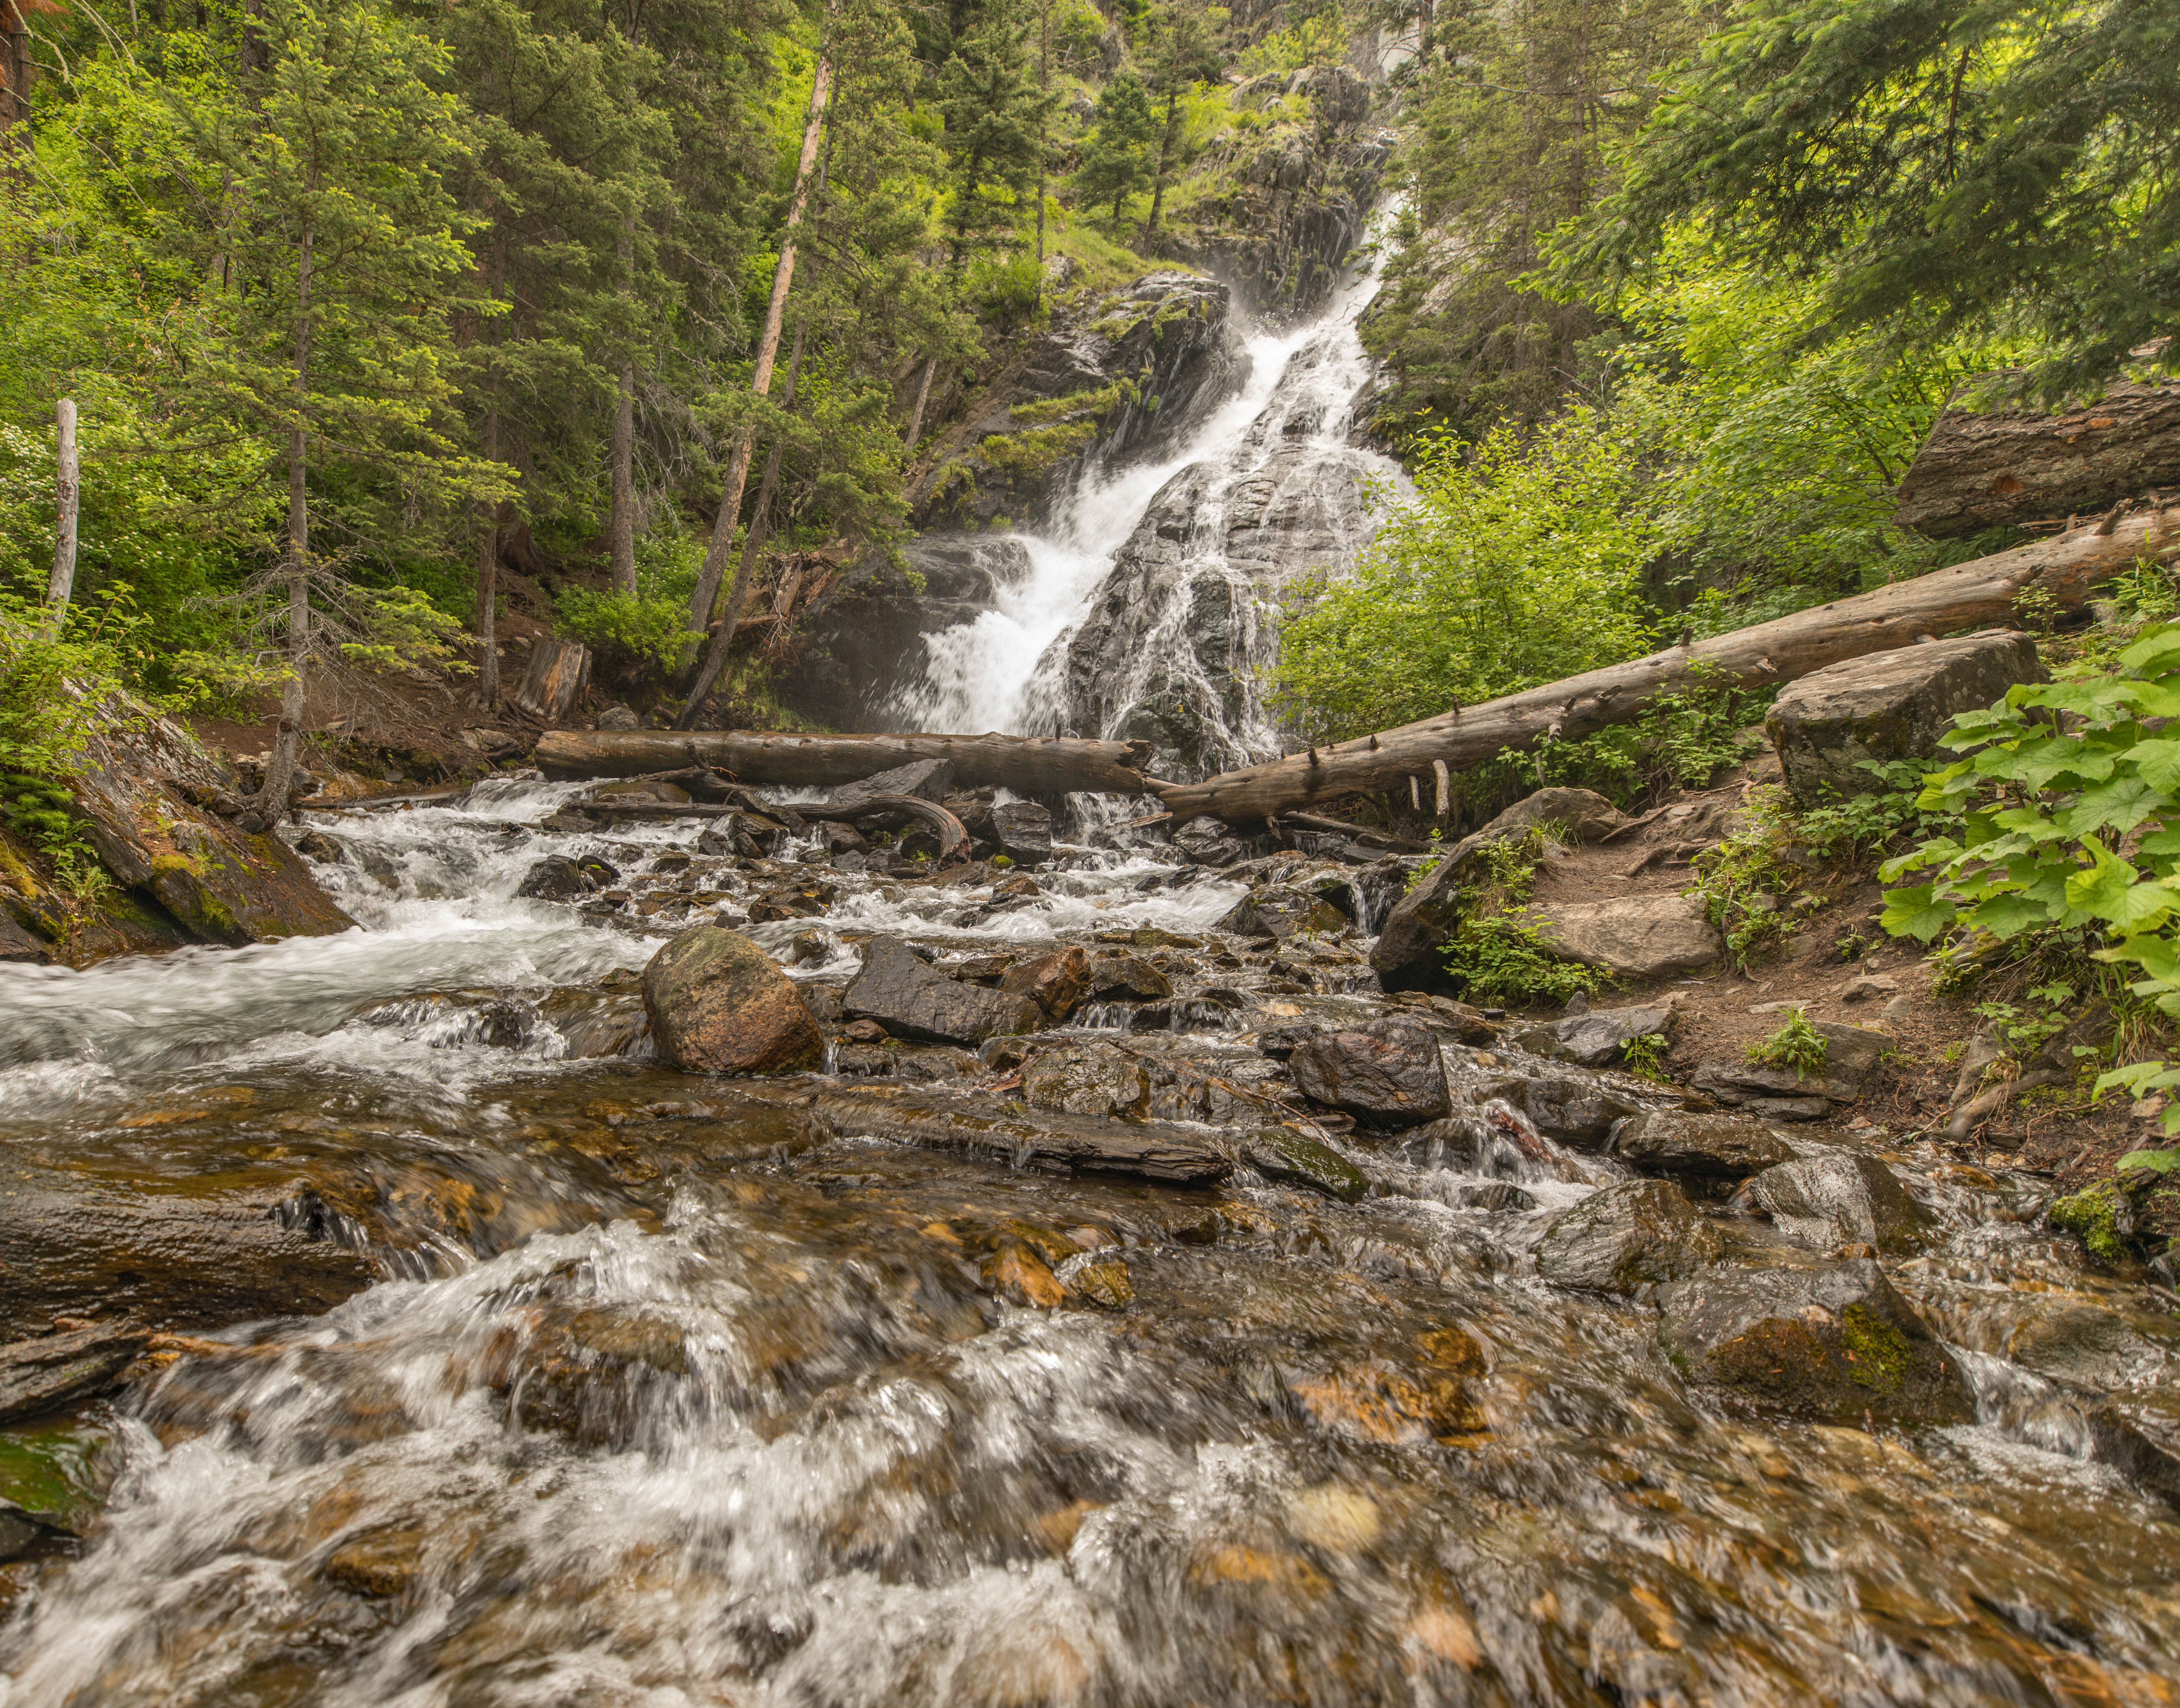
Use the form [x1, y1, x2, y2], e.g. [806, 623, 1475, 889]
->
[535, 729, 1159, 796]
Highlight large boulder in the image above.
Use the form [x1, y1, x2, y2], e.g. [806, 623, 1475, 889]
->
[989, 799, 1054, 863]
[1535, 1181, 1723, 1294]
[642, 928, 824, 1075]
[845, 935, 1042, 1045]
[1513, 1003, 1674, 1068]
[1693, 1020, 1889, 1114]
[1532, 894, 1722, 979]
[1737, 1152, 1933, 1253]
[1020, 1043, 1151, 1119]
[1286, 1019, 1450, 1127]
[1766, 631, 2045, 805]
[1614, 1109, 1798, 1185]
[1216, 883, 1347, 940]
[1371, 789, 1628, 992]
[1657, 1258, 1973, 1426]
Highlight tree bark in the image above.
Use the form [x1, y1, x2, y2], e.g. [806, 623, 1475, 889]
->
[609, 223, 637, 594]
[536, 729, 1161, 796]
[675, 319, 808, 726]
[684, 42, 833, 641]
[475, 224, 508, 708]
[255, 226, 314, 824]
[45, 397, 77, 626]
[1158, 504, 2180, 825]
[1895, 378, 2180, 539]
[903, 354, 937, 451]
[1140, 90, 1178, 242]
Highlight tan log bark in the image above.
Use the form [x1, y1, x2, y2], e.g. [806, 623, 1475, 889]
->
[1896, 379, 2180, 539]
[535, 729, 1158, 796]
[684, 41, 833, 640]
[513, 639, 592, 723]
[255, 225, 315, 824]
[1159, 505, 2180, 826]
[45, 397, 77, 626]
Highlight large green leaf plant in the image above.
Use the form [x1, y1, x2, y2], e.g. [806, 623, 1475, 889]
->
[1879, 622, 2180, 1160]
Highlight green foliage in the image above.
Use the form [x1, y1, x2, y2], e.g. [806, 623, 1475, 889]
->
[1797, 759, 1950, 859]
[1686, 785, 1802, 967]
[1746, 1007, 1828, 1080]
[2049, 1183, 2131, 1266]
[0, 590, 139, 783]
[1441, 908, 1598, 1008]
[557, 526, 702, 670]
[1274, 414, 1656, 743]
[1076, 68, 1159, 221]
[1571, 0, 2180, 401]
[1620, 1032, 1671, 1083]
[1237, 14, 1349, 76]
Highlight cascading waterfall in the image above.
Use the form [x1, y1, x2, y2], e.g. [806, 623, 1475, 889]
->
[894, 232, 1404, 778]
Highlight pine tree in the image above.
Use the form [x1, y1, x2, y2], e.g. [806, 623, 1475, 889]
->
[935, 0, 1053, 267]
[1075, 67, 1156, 222]
[1138, 0, 1221, 243]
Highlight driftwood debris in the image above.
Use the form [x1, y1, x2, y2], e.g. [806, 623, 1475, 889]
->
[1896, 380, 2180, 539]
[1158, 505, 2180, 826]
[535, 729, 1159, 796]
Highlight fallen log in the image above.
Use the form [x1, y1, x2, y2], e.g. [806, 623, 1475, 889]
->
[1896, 379, 2180, 539]
[1160, 504, 2180, 826]
[535, 730, 1157, 796]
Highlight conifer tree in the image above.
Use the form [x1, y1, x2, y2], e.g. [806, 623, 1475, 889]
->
[935, 0, 1053, 267]
[1138, 0, 1221, 242]
[1075, 68, 1156, 222]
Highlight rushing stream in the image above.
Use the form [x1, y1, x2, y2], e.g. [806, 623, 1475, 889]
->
[2, 779, 2178, 1708]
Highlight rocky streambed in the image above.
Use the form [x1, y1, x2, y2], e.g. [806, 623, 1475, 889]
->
[1, 776, 2176, 1706]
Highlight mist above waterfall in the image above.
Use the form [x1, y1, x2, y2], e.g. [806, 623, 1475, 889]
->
[895, 239, 1404, 776]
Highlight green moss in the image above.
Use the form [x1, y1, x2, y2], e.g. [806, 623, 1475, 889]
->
[148, 851, 202, 876]
[1006, 377, 1136, 428]
[978, 419, 1101, 479]
[1839, 1303, 1910, 1395]
[2050, 1184, 2131, 1264]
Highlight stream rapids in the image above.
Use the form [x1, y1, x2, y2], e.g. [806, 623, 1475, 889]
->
[0, 779, 2176, 1708]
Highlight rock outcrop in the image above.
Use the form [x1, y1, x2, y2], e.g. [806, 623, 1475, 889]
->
[1766, 631, 2045, 805]
[844, 935, 1043, 1045]
[1532, 894, 1721, 980]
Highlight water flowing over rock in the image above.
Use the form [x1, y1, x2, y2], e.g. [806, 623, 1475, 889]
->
[1535, 1180, 1723, 1294]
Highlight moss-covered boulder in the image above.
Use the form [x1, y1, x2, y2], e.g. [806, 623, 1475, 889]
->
[642, 927, 824, 1075]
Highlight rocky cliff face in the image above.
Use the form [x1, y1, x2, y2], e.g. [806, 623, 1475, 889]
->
[912, 272, 1241, 534]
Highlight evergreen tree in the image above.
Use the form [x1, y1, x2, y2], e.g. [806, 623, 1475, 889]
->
[1075, 67, 1156, 222]
[1138, 0, 1221, 242]
[935, 0, 1053, 267]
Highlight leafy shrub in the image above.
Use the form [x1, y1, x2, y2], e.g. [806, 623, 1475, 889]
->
[1746, 1008, 1827, 1079]
[1442, 909, 1598, 1007]
[1877, 623, 2180, 1132]
[557, 526, 701, 672]
[1685, 785, 1802, 967]
[1621, 1032, 1671, 1083]
[1796, 758, 1947, 858]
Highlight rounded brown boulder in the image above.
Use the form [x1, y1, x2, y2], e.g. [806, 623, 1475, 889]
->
[642, 927, 824, 1074]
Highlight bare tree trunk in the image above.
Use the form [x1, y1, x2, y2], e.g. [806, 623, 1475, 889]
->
[538, 729, 1160, 796]
[903, 354, 937, 451]
[255, 227, 314, 825]
[1418, 0, 1434, 62]
[45, 397, 77, 627]
[1158, 504, 2180, 825]
[1140, 91, 1178, 243]
[609, 224, 637, 594]
[474, 224, 508, 709]
[676, 320, 808, 726]
[684, 42, 834, 641]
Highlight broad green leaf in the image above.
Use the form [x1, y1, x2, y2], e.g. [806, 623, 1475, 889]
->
[1879, 884, 1955, 942]
[2119, 626, 2180, 672]
[1965, 893, 2059, 937]
[2116, 1146, 2180, 1175]
[2130, 738, 2180, 794]
[2062, 775, 2163, 836]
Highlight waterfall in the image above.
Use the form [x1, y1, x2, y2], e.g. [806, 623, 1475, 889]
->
[894, 228, 1404, 777]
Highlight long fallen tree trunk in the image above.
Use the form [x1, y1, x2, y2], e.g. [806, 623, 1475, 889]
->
[1159, 504, 2180, 826]
[534, 730, 1160, 796]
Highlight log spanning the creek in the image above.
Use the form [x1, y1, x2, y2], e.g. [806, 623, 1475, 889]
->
[1159, 503, 2180, 826]
[534, 730, 1161, 796]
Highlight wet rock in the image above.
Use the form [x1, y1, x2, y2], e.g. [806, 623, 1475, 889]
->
[1368, 856, 1468, 993]
[999, 945, 1091, 1020]
[1613, 1109, 1797, 1185]
[0, 1324, 152, 1424]
[1514, 1003, 1674, 1069]
[1216, 884, 1347, 940]
[642, 927, 824, 1075]
[1085, 950, 1173, 1000]
[981, 1243, 1066, 1308]
[2004, 1303, 2174, 1391]
[1478, 1073, 1644, 1149]
[1174, 816, 1248, 866]
[843, 935, 1043, 1045]
[1020, 1043, 1151, 1119]
[1535, 1181, 1723, 1294]
[2084, 1397, 2180, 1512]
[1767, 632, 2045, 806]
[1242, 1126, 1367, 1202]
[537, 987, 650, 1058]
[747, 880, 837, 923]
[293, 829, 345, 863]
[0, 906, 52, 964]
[989, 800, 1053, 863]
[1694, 1020, 1888, 1110]
[1062, 1256, 1135, 1308]
[1736, 1153, 1932, 1253]
[1532, 894, 1721, 979]
[1657, 1258, 1973, 1426]
[1460, 1181, 1536, 1212]
[0, 1167, 375, 1338]
[1287, 1019, 1451, 1127]
[813, 1085, 1229, 1183]
[590, 778, 689, 805]
[516, 856, 594, 901]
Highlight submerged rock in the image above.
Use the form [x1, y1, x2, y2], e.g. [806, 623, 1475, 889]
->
[642, 927, 824, 1075]
[1657, 1257, 1973, 1426]
[1535, 1180, 1723, 1294]
[1287, 1019, 1451, 1127]
[1614, 1109, 1798, 1185]
[845, 935, 1043, 1045]
[1216, 883, 1348, 941]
